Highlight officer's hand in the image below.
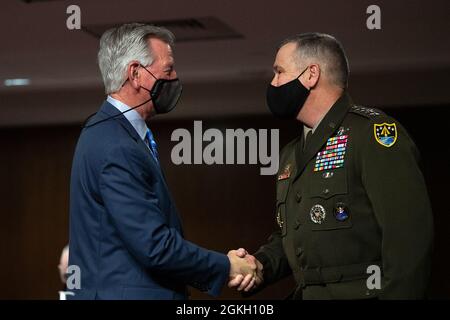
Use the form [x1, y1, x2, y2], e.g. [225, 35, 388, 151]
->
[227, 249, 264, 292]
[227, 249, 256, 279]
[235, 258, 263, 292]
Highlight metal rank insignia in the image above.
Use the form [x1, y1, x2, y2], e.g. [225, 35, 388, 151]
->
[314, 134, 348, 172]
[276, 209, 284, 229]
[334, 202, 349, 222]
[322, 171, 334, 179]
[336, 126, 349, 136]
[310, 204, 326, 224]
[374, 123, 397, 147]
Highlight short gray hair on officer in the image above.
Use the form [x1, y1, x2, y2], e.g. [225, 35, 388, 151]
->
[279, 33, 349, 89]
[98, 23, 175, 94]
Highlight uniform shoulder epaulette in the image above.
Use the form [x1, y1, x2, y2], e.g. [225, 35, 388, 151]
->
[350, 105, 384, 119]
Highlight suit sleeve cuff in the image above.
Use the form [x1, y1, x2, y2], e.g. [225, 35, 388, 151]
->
[207, 252, 230, 297]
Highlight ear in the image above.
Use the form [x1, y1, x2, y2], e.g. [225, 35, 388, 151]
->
[304, 64, 320, 89]
[126, 61, 141, 89]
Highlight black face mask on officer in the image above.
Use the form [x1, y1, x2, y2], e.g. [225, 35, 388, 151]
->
[266, 66, 310, 119]
[139, 64, 183, 114]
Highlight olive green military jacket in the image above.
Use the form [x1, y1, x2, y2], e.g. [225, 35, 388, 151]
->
[254, 93, 433, 299]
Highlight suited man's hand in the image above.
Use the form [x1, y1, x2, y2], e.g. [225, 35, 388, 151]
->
[227, 248, 263, 292]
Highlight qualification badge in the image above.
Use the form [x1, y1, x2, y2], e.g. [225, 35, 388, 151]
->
[310, 204, 326, 224]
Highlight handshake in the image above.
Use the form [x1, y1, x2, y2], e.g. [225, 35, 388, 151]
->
[227, 248, 264, 293]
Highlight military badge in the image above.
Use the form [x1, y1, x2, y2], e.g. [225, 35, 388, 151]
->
[310, 204, 326, 224]
[336, 126, 349, 136]
[278, 164, 291, 180]
[334, 202, 349, 222]
[374, 123, 397, 147]
[276, 209, 283, 229]
[322, 171, 334, 179]
[352, 106, 381, 118]
[314, 134, 348, 172]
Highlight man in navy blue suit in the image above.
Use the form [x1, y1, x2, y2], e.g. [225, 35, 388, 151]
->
[68, 23, 260, 300]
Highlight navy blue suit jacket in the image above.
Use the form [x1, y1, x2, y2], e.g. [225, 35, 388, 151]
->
[68, 101, 229, 299]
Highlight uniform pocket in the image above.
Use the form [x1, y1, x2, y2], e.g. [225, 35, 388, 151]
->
[308, 169, 348, 199]
[310, 213, 353, 231]
[306, 169, 352, 231]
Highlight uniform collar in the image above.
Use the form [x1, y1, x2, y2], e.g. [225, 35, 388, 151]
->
[293, 92, 353, 181]
[303, 114, 325, 140]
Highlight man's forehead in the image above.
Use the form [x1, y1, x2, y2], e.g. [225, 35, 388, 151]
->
[148, 38, 173, 53]
[277, 43, 297, 59]
[148, 38, 174, 65]
[274, 42, 298, 67]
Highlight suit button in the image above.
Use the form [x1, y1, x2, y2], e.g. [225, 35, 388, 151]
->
[295, 193, 302, 203]
[294, 218, 301, 229]
[295, 247, 303, 256]
[322, 188, 330, 195]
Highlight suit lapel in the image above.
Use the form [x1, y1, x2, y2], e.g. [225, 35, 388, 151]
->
[98, 101, 141, 141]
[96, 102, 184, 234]
[292, 93, 353, 182]
[98, 101, 163, 170]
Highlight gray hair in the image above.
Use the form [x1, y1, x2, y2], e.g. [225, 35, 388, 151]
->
[98, 23, 175, 94]
[279, 33, 349, 89]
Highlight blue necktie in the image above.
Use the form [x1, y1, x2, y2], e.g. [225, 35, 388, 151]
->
[145, 128, 159, 163]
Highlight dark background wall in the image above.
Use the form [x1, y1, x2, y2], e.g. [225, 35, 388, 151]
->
[1, 104, 448, 299]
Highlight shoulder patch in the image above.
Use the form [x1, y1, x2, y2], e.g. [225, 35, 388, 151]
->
[374, 122, 397, 147]
[350, 105, 383, 118]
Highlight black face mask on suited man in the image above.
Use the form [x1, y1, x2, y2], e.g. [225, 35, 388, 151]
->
[82, 64, 183, 128]
[139, 64, 183, 114]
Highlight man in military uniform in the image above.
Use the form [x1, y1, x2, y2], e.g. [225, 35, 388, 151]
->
[229, 33, 433, 299]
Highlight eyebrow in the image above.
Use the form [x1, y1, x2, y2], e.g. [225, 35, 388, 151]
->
[273, 65, 285, 72]
[163, 63, 174, 71]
